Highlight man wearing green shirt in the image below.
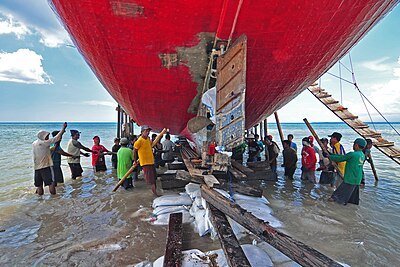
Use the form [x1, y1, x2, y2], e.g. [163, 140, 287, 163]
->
[117, 138, 135, 190]
[327, 138, 366, 205]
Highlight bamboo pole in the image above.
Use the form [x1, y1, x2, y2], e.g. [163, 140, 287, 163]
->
[369, 154, 379, 181]
[303, 118, 343, 179]
[274, 112, 284, 146]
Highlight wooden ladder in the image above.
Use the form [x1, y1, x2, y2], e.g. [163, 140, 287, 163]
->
[308, 85, 400, 165]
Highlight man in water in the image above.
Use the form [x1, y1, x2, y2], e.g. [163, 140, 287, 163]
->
[254, 134, 264, 161]
[32, 122, 67, 195]
[66, 130, 96, 179]
[301, 136, 317, 183]
[91, 135, 113, 172]
[361, 139, 373, 187]
[327, 138, 366, 205]
[111, 137, 120, 169]
[282, 140, 297, 179]
[117, 137, 134, 189]
[51, 130, 75, 185]
[317, 138, 334, 185]
[265, 135, 279, 173]
[288, 134, 297, 152]
[134, 125, 163, 196]
[329, 132, 346, 187]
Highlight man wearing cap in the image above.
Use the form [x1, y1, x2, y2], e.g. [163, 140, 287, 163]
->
[329, 132, 346, 187]
[92, 136, 113, 172]
[327, 138, 366, 205]
[133, 125, 163, 196]
[66, 130, 96, 179]
[265, 135, 280, 173]
[301, 137, 317, 183]
[32, 122, 67, 195]
[117, 137, 135, 189]
[50, 130, 75, 185]
[246, 134, 260, 163]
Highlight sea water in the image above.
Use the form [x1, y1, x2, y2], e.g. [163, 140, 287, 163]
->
[0, 122, 399, 266]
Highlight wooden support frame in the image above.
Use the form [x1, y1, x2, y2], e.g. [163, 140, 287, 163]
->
[209, 205, 251, 267]
[163, 213, 183, 267]
[201, 186, 342, 267]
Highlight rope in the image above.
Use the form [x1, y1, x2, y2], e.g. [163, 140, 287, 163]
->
[339, 60, 343, 104]
[227, 0, 244, 48]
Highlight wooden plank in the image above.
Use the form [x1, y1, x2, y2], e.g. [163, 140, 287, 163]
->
[375, 142, 395, 147]
[228, 167, 247, 179]
[343, 115, 358, 120]
[203, 174, 220, 187]
[231, 160, 254, 173]
[163, 213, 183, 267]
[318, 94, 332, 99]
[209, 205, 251, 267]
[216, 181, 263, 197]
[324, 100, 339, 105]
[201, 186, 342, 267]
[389, 153, 400, 158]
[353, 124, 369, 129]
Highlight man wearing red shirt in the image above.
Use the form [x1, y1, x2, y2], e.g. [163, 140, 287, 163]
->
[301, 137, 317, 183]
[92, 136, 113, 172]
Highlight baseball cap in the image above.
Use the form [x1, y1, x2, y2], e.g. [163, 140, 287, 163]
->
[266, 135, 273, 141]
[354, 138, 367, 148]
[246, 134, 255, 139]
[120, 137, 129, 145]
[141, 125, 152, 132]
[70, 129, 81, 136]
[328, 132, 342, 141]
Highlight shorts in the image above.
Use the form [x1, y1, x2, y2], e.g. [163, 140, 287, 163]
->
[95, 164, 107, 172]
[142, 165, 156, 185]
[68, 163, 83, 179]
[53, 164, 64, 184]
[34, 166, 55, 187]
[301, 169, 316, 183]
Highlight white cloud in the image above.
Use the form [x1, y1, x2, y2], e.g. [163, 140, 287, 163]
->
[0, 14, 30, 38]
[82, 101, 116, 107]
[0, 49, 53, 84]
[0, 1, 71, 47]
[360, 57, 391, 72]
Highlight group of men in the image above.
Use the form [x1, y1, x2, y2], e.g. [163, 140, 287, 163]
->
[281, 131, 373, 205]
[32, 123, 174, 197]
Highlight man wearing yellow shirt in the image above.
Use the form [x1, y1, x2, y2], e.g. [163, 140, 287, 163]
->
[329, 132, 346, 187]
[133, 125, 159, 196]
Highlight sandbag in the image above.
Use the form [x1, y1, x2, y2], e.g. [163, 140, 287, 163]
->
[153, 205, 189, 216]
[152, 211, 194, 225]
[233, 193, 269, 205]
[152, 193, 192, 208]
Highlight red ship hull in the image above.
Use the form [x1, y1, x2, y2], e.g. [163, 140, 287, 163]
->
[50, 0, 397, 135]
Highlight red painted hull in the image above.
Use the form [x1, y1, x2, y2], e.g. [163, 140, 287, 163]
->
[50, 0, 397, 134]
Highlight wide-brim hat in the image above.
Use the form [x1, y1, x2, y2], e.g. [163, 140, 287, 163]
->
[120, 137, 129, 145]
[141, 125, 152, 132]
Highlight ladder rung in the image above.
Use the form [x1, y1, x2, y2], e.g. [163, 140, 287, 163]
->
[343, 115, 358, 120]
[354, 124, 369, 129]
[390, 153, 400, 158]
[318, 94, 332, 99]
[333, 107, 348, 112]
[375, 142, 394, 147]
[324, 100, 339, 105]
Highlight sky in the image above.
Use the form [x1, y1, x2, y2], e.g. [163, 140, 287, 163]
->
[0, 1, 399, 123]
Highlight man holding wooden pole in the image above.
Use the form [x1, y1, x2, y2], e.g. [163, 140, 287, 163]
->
[134, 125, 167, 196]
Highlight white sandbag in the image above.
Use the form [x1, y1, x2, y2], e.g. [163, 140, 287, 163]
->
[214, 188, 232, 199]
[153, 205, 189, 216]
[189, 204, 200, 217]
[256, 241, 292, 264]
[153, 249, 210, 267]
[235, 199, 272, 214]
[193, 209, 210, 236]
[153, 211, 194, 225]
[152, 193, 192, 208]
[206, 244, 273, 267]
[233, 193, 269, 204]
[185, 183, 201, 199]
[194, 196, 204, 209]
[226, 216, 249, 240]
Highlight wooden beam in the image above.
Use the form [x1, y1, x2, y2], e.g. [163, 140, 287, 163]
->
[201, 186, 342, 267]
[209, 205, 251, 267]
[231, 160, 254, 173]
[216, 181, 263, 197]
[163, 213, 183, 267]
[274, 112, 284, 146]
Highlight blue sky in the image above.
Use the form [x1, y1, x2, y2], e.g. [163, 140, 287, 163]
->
[0, 1, 399, 123]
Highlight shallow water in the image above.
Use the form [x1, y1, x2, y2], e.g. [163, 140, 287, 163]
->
[0, 122, 399, 266]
